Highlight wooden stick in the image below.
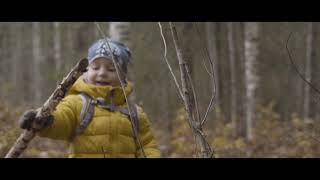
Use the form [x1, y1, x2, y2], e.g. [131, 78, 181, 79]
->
[5, 58, 88, 158]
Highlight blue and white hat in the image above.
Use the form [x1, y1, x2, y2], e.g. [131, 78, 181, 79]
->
[88, 38, 131, 74]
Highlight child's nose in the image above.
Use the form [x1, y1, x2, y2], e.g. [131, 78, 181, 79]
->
[98, 68, 108, 76]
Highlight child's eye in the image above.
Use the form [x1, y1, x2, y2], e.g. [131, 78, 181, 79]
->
[108, 68, 116, 72]
[92, 66, 99, 70]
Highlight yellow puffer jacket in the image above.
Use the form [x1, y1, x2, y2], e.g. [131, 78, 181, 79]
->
[38, 75, 161, 158]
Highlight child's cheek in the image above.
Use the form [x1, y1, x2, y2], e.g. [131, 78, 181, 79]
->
[86, 71, 97, 84]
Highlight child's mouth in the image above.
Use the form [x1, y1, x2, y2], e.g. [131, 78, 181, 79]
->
[95, 81, 111, 86]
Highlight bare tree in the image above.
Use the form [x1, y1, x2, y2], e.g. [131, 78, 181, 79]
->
[109, 22, 137, 101]
[10, 23, 24, 105]
[227, 22, 237, 136]
[244, 22, 259, 141]
[303, 22, 315, 119]
[53, 22, 61, 83]
[0, 26, 4, 99]
[159, 22, 213, 158]
[32, 22, 42, 106]
[21, 23, 32, 104]
[67, 23, 75, 68]
[2, 23, 15, 103]
[109, 22, 131, 47]
[236, 22, 247, 137]
[94, 24, 100, 39]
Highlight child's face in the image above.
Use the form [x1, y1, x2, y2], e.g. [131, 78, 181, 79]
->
[86, 58, 121, 87]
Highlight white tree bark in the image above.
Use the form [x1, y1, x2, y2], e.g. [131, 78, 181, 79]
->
[244, 22, 259, 141]
[109, 22, 136, 101]
[32, 22, 42, 106]
[303, 22, 315, 119]
[109, 22, 131, 47]
[227, 22, 237, 135]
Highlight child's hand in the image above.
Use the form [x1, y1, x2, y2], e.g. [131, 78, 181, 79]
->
[18, 109, 54, 130]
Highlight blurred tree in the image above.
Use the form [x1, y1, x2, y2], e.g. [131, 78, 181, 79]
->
[109, 22, 137, 101]
[21, 23, 32, 105]
[227, 22, 237, 136]
[235, 22, 246, 136]
[32, 22, 42, 106]
[310, 23, 320, 119]
[53, 22, 62, 83]
[303, 22, 316, 119]
[0, 23, 9, 101]
[244, 22, 260, 141]
[109, 22, 131, 47]
[67, 23, 75, 68]
[205, 22, 220, 115]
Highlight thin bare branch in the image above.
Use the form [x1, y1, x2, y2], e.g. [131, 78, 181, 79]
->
[202, 58, 214, 78]
[194, 23, 218, 127]
[285, 32, 320, 146]
[185, 69, 201, 123]
[169, 22, 212, 158]
[178, 24, 201, 123]
[94, 22, 146, 158]
[158, 22, 184, 101]
[286, 32, 320, 95]
[201, 94, 216, 126]
[159, 22, 200, 154]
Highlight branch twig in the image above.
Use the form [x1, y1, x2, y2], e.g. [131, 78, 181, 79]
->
[158, 22, 184, 102]
[194, 23, 218, 127]
[169, 22, 212, 158]
[94, 22, 146, 158]
[286, 32, 320, 95]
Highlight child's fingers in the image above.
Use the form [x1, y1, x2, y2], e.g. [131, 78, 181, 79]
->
[18, 110, 37, 129]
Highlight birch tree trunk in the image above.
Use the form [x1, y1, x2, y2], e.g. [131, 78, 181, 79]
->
[109, 22, 131, 47]
[227, 22, 237, 136]
[244, 22, 259, 141]
[32, 22, 42, 106]
[53, 22, 61, 83]
[109, 22, 137, 101]
[237, 22, 246, 137]
[67, 23, 74, 68]
[303, 22, 315, 119]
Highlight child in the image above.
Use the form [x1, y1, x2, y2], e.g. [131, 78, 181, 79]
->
[18, 38, 161, 158]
